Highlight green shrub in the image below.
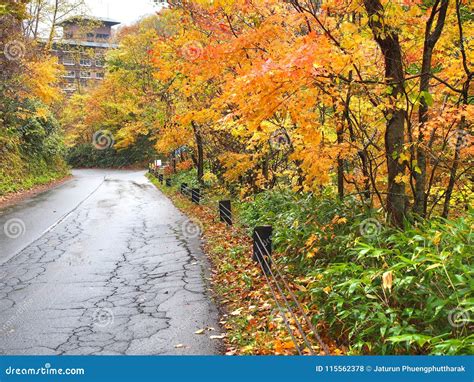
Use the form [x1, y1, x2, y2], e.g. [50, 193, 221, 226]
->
[237, 189, 372, 266]
[308, 215, 473, 355]
[0, 98, 69, 196]
[236, 189, 472, 354]
[66, 135, 155, 168]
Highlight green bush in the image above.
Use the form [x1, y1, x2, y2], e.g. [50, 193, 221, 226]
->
[0, 98, 69, 196]
[169, 168, 200, 189]
[308, 215, 473, 354]
[66, 135, 155, 168]
[237, 189, 372, 266]
[236, 189, 473, 355]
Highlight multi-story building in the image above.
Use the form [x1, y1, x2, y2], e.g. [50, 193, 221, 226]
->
[50, 16, 120, 94]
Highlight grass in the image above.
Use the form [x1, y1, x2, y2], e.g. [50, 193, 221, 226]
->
[0, 157, 69, 198]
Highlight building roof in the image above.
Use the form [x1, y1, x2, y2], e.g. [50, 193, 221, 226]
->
[59, 16, 121, 27]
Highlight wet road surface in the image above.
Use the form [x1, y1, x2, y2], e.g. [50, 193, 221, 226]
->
[0, 170, 221, 355]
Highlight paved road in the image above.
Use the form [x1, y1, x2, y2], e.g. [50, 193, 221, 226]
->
[0, 170, 221, 355]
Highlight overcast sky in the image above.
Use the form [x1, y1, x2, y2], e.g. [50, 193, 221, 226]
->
[85, 0, 160, 25]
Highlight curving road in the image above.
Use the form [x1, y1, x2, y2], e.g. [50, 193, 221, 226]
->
[0, 170, 221, 355]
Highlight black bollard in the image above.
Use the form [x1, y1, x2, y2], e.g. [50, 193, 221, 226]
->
[166, 178, 172, 187]
[253, 226, 272, 274]
[191, 188, 201, 204]
[219, 200, 232, 226]
[158, 174, 163, 183]
[181, 183, 188, 195]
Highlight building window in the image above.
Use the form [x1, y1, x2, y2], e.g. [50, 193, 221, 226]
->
[63, 57, 75, 66]
[80, 71, 91, 78]
[95, 59, 105, 67]
[86, 33, 94, 41]
[64, 32, 73, 39]
[96, 34, 109, 39]
[95, 72, 105, 79]
[80, 58, 92, 67]
[63, 70, 76, 78]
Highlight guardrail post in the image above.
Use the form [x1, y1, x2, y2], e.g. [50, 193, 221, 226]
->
[181, 183, 188, 195]
[253, 226, 272, 274]
[166, 179, 172, 187]
[158, 174, 163, 183]
[191, 188, 201, 204]
[219, 200, 232, 226]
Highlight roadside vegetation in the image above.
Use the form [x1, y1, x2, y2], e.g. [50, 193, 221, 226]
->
[150, 169, 472, 355]
[1, 0, 472, 355]
[1, 1, 69, 198]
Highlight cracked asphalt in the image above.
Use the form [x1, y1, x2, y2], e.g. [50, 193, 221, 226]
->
[0, 170, 221, 355]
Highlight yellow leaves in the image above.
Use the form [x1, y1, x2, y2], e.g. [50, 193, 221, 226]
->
[273, 339, 296, 354]
[331, 215, 348, 225]
[398, 152, 409, 164]
[382, 271, 393, 292]
[294, 284, 308, 292]
[305, 234, 318, 248]
[155, 125, 192, 154]
[306, 251, 316, 259]
[433, 231, 442, 246]
[394, 173, 410, 184]
[22, 56, 62, 105]
[219, 152, 255, 182]
[203, 172, 218, 184]
[323, 286, 332, 294]
[34, 107, 49, 120]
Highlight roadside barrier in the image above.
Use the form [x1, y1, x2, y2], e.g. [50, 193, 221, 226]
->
[148, 167, 331, 355]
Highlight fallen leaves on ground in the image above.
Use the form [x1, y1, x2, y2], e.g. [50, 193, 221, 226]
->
[210, 334, 226, 340]
[154, 181, 342, 355]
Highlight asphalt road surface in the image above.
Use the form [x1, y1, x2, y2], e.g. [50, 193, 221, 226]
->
[0, 170, 221, 355]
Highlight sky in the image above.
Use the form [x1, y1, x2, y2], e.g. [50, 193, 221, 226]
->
[85, 0, 161, 25]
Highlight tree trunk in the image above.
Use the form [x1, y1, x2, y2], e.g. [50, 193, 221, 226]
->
[443, 0, 472, 218]
[364, 0, 407, 227]
[191, 121, 204, 184]
[47, 0, 59, 49]
[442, 85, 469, 218]
[414, 0, 449, 217]
[336, 123, 344, 200]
